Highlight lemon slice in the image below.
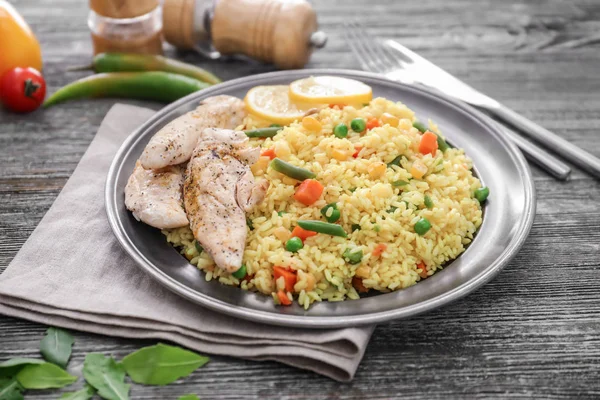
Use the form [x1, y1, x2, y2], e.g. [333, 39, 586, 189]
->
[244, 85, 313, 125]
[289, 76, 373, 104]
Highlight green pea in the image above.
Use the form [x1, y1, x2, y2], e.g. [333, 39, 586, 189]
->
[232, 264, 247, 279]
[475, 186, 490, 203]
[350, 118, 366, 133]
[424, 195, 434, 209]
[320, 202, 341, 223]
[285, 237, 304, 253]
[351, 224, 361, 232]
[414, 218, 432, 235]
[343, 248, 363, 264]
[333, 123, 348, 138]
[373, 224, 381, 232]
[194, 240, 203, 254]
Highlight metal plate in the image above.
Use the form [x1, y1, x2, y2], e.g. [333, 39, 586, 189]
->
[106, 69, 535, 328]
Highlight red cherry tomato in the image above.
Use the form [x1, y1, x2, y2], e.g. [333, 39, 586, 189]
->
[0, 67, 46, 113]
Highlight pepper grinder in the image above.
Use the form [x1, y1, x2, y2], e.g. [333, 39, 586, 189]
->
[162, 0, 327, 69]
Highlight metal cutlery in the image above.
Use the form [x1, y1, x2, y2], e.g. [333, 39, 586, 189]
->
[342, 21, 585, 180]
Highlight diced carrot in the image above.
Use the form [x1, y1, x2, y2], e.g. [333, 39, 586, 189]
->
[291, 226, 318, 242]
[328, 103, 346, 109]
[243, 274, 254, 282]
[419, 131, 438, 156]
[277, 290, 292, 306]
[261, 148, 276, 160]
[352, 277, 369, 293]
[366, 117, 381, 130]
[417, 262, 428, 279]
[273, 266, 297, 292]
[294, 179, 324, 205]
[352, 145, 363, 158]
[372, 243, 387, 257]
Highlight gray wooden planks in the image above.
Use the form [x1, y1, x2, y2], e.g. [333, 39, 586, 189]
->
[1, 0, 600, 398]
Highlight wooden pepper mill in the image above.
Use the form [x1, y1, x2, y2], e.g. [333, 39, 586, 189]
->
[162, 0, 327, 69]
[88, 0, 164, 55]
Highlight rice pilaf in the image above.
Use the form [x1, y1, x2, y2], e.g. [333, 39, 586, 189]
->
[164, 97, 484, 309]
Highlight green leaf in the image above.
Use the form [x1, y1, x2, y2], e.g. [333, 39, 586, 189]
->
[177, 395, 200, 400]
[0, 377, 24, 400]
[0, 358, 45, 378]
[40, 327, 74, 368]
[83, 353, 130, 400]
[60, 384, 96, 400]
[122, 343, 209, 386]
[16, 362, 77, 389]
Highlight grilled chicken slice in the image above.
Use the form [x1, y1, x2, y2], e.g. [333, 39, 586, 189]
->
[139, 95, 246, 170]
[125, 161, 188, 229]
[184, 128, 269, 273]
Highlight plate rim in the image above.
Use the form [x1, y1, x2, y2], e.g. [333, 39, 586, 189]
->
[105, 68, 536, 328]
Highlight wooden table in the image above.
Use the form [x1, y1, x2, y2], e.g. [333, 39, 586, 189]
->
[2, 0, 600, 398]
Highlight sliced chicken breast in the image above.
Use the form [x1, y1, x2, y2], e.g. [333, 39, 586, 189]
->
[139, 95, 246, 170]
[125, 161, 189, 229]
[184, 128, 269, 273]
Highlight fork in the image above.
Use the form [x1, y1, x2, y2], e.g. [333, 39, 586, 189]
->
[343, 21, 579, 180]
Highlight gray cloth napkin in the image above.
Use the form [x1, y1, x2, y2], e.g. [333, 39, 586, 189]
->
[0, 104, 375, 382]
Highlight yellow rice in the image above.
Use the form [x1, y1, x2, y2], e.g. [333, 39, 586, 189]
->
[163, 97, 483, 309]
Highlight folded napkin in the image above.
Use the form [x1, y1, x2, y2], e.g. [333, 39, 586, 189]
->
[0, 104, 375, 382]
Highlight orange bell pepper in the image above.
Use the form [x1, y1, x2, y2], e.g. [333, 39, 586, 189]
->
[0, 1, 43, 78]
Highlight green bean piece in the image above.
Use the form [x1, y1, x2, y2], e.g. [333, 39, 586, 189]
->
[244, 127, 281, 138]
[246, 218, 254, 231]
[297, 220, 347, 238]
[387, 206, 398, 213]
[351, 224, 361, 232]
[387, 155, 404, 168]
[414, 218, 432, 235]
[437, 135, 450, 152]
[349, 187, 357, 193]
[194, 240, 203, 254]
[232, 264, 247, 279]
[270, 158, 316, 181]
[343, 248, 363, 264]
[350, 118, 366, 133]
[424, 195, 434, 209]
[413, 121, 428, 133]
[277, 211, 287, 217]
[333, 123, 349, 138]
[320, 203, 341, 223]
[392, 180, 409, 186]
[270, 123, 282, 128]
[475, 186, 490, 203]
[285, 237, 304, 253]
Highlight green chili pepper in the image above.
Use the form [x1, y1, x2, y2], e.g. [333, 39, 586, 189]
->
[424, 195, 434, 209]
[413, 121, 428, 133]
[194, 240, 203, 254]
[43, 72, 210, 108]
[297, 220, 347, 238]
[71, 53, 221, 85]
[232, 264, 247, 279]
[244, 127, 282, 138]
[320, 203, 341, 223]
[270, 158, 316, 181]
[343, 248, 363, 264]
[475, 186, 490, 203]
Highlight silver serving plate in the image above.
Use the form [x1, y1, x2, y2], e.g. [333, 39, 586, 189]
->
[106, 69, 535, 328]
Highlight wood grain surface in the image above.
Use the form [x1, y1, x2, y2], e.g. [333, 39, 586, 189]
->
[1, 0, 600, 398]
